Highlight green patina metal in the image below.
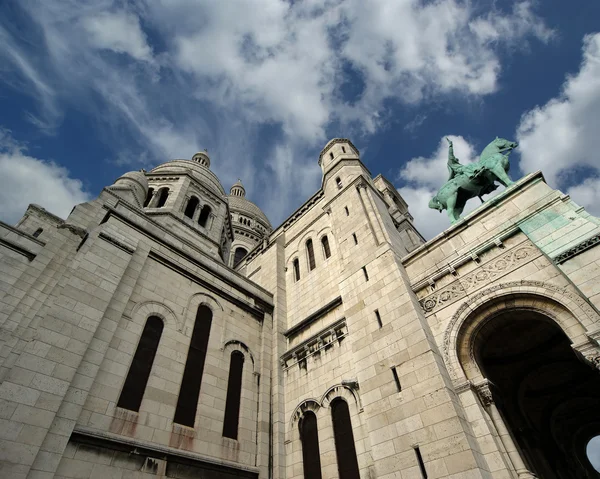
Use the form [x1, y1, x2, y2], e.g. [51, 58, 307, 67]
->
[429, 137, 519, 223]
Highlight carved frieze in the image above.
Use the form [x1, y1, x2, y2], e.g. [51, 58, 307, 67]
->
[553, 233, 600, 264]
[420, 242, 537, 314]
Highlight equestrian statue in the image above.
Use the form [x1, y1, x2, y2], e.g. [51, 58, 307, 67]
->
[429, 136, 519, 223]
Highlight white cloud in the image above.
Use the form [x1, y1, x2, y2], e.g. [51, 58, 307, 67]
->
[1, 0, 553, 226]
[81, 11, 153, 62]
[567, 177, 600, 217]
[517, 33, 600, 189]
[0, 129, 91, 224]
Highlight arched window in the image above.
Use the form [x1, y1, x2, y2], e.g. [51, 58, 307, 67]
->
[155, 188, 169, 208]
[306, 239, 316, 271]
[198, 205, 211, 227]
[143, 188, 154, 207]
[223, 351, 244, 439]
[321, 236, 331, 259]
[233, 247, 248, 268]
[117, 316, 163, 412]
[32, 228, 43, 238]
[331, 398, 360, 479]
[184, 196, 199, 219]
[293, 258, 300, 281]
[299, 411, 323, 479]
[174, 305, 213, 427]
[336, 177, 343, 189]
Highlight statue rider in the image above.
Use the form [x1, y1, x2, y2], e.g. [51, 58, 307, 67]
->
[446, 137, 465, 180]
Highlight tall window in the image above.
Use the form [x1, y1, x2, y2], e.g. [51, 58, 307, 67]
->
[155, 188, 169, 208]
[117, 316, 163, 412]
[293, 258, 300, 281]
[222, 351, 244, 439]
[32, 228, 43, 238]
[198, 205, 211, 227]
[306, 239, 316, 271]
[143, 188, 154, 207]
[233, 247, 248, 268]
[321, 236, 331, 259]
[184, 196, 199, 218]
[300, 411, 322, 479]
[331, 398, 360, 479]
[174, 305, 213, 427]
[336, 177, 343, 189]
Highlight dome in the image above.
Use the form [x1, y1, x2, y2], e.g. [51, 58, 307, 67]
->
[191, 151, 211, 168]
[228, 194, 271, 228]
[113, 170, 149, 206]
[150, 160, 225, 196]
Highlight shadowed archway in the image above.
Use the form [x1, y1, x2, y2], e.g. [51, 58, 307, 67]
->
[472, 310, 600, 478]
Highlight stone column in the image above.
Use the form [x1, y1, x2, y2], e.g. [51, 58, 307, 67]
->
[474, 379, 537, 479]
[356, 182, 384, 246]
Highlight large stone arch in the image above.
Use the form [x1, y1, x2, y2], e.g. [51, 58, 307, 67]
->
[182, 292, 224, 333]
[130, 300, 180, 331]
[443, 280, 600, 384]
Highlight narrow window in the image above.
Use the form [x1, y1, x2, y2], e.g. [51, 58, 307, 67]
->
[198, 205, 211, 227]
[233, 247, 248, 268]
[32, 228, 43, 238]
[375, 309, 383, 328]
[362, 266, 369, 281]
[223, 351, 244, 439]
[155, 188, 169, 208]
[143, 188, 154, 207]
[329, 152, 334, 160]
[321, 236, 331, 259]
[174, 305, 213, 427]
[414, 446, 428, 478]
[345, 206, 349, 216]
[331, 399, 360, 479]
[117, 316, 163, 412]
[352, 233, 358, 245]
[300, 411, 323, 479]
[293, 258, 300, 281]
[342, 146, 346, 153]
[184, 196, 199, 219]
[391, 367, 402, 392]
[307, 239, 316, 271]
[336, 177, 343, 189]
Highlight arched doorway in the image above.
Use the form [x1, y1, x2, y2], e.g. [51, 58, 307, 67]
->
[471, 309, 600, 478]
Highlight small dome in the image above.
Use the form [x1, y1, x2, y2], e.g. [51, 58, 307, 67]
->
[230, 179, 246, 198]
[150, 160, 225, 196]
[113, 170, 149, 206]
[228, 195, 271, 229]
[192, 151, 210, 168]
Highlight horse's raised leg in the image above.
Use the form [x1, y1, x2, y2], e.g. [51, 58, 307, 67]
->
[491, 162, 514, 187]
[446, 193, 460, 223]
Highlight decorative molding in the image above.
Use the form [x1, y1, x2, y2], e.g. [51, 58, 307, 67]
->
[57, 222, 88, 239]
[0, 236, 36, 261]
[553, 233, 600, 264]
[318, 138, 360, 163]
[474, 380, 494, 408]
[98, 232, 135, 254]
[282, 318, 347, 371]
[420, 242, 537, 314]
[410, 227, 521, 293]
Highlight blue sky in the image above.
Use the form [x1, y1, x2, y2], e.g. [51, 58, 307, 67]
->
[0, 0, 599, 243]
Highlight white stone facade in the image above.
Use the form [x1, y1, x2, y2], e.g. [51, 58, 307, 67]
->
[0, 139, 599, 479]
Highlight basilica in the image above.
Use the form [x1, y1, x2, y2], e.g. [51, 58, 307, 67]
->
[0, 138, 599, 478]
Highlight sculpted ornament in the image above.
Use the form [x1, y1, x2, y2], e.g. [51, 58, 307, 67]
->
[429, 137, 519, 222]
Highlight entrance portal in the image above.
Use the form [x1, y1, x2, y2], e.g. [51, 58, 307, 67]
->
[473, 310, 600, 478]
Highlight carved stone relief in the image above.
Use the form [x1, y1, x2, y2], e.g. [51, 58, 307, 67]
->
[420, 242, 537, 314]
